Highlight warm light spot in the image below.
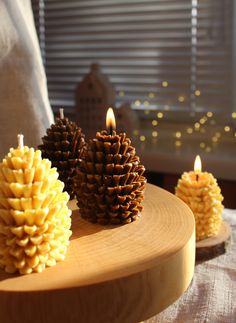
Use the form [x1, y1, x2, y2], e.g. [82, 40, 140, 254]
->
[175, 131, 182, 138]
[187, 128, 193, 134]
[194, 155, 202, 172]
[234, 132, 236, 137]
[195, 90, 201, 96]
[140, 135, 146, 142]
[175, 140, 182, 147]
[207, 111, 213, 117]
[200, 142, 206, 149]
[135, 100, 141, 106]
[178, 96, 185, 102]
[215, 132, 221, 138]
[106, 107, 116, 131]
[148, 92, 155, 98]
[152, 131, 158, 137]
[119, 91, 125, 96]
[232, 112, 236, 119]
[133, 129, 139, 136]
[162, 81, 168, 87]
[205, 146, 212, 153]
[157, 112, 164, 118]
[194, 122, 200, 129]
[212, 137, 218, 143]
[152, 120, 158, 126]
[224, 126, 230, 132]
[144, 110, 150, 115]
[164, 105, 170, 111]
[144, 101, 149, 107]
[199, 118, 206, 124]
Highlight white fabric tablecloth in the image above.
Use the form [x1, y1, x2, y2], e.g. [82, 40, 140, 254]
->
[0, 0, 53, 158]
[145, 209, 236, 323]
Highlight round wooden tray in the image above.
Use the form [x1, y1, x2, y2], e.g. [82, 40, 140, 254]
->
[0, 184, 195, 323]
[196, 221, 231, 261]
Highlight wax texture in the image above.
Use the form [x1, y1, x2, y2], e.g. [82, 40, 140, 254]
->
[175, 171, 223, 241]
[39, 117, 86, 199]
[0, 146, 72, 274]
[74, 130, 146, 224]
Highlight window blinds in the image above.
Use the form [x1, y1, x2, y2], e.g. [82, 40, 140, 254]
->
[32, 0, 233, 114]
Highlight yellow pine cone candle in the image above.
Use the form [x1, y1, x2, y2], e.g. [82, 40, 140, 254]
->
[0, 136, 72, 274]
[175, 156, 223, 241]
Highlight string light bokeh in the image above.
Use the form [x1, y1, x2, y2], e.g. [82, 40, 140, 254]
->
[117, 87, 236, 154]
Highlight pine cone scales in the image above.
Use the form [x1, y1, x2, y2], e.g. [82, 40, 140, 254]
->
[175, 172, 224, 241]
[74, 130, 146, 225]
[0, 146, 72, 274]
[39, 117, 86, 198]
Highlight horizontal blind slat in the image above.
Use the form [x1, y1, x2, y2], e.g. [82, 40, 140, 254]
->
[46, 0, 190, 8]
[32, 0, 233, 112]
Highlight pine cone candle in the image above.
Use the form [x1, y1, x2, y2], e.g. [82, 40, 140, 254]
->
[74, 129, 146, 225]
[175, 156, 223, 241]
[39, 109, 86, 198]
[0, 135, 72, 274]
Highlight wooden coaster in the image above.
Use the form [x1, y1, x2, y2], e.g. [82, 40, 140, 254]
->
[0, 184, 195, 323]
[196, 221, 231, 261]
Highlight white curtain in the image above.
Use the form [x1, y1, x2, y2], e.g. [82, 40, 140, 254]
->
[0, 0, 54, 158]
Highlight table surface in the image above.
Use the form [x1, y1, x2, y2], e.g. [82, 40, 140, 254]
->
[145, 208, 236, 323]
[0, 184, 195, 323]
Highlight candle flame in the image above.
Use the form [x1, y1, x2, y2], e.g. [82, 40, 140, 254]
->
[106, 107, 116, 132]
[194, 155, 202, 172]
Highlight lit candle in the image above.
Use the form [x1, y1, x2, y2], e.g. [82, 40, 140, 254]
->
[74, 107, 146, 225]
[106, 107, 116, 135]
[175, 155, 224, 241]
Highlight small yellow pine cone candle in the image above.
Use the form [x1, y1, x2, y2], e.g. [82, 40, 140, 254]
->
[175, 155, 223, 241]
[0, 135, 72, 274]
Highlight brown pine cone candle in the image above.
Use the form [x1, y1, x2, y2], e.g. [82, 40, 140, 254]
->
[74, 130, 146, 225]
[39, 109, 86, 199]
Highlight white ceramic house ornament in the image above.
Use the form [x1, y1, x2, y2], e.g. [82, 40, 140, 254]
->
[75, 63, 115, 139]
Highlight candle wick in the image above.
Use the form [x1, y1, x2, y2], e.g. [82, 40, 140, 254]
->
[17, 134, 24, 149]
[59, 108, 64, 119]
[109, 126, 113, 136]
[196, 174, 199, 181]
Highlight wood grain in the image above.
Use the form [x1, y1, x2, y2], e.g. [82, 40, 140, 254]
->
[196, 221, 231, 261]
[0, 184, 195, 323]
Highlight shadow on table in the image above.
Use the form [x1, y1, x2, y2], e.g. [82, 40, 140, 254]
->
[70, 208, 122, 240]
[0, 270, 18, 282]
[0, 209, 122, 281]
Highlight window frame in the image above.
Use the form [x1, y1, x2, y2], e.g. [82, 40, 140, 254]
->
[32, 0, 236, 122]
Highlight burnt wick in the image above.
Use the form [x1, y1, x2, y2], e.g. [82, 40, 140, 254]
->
[109, 126, 113, 136]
